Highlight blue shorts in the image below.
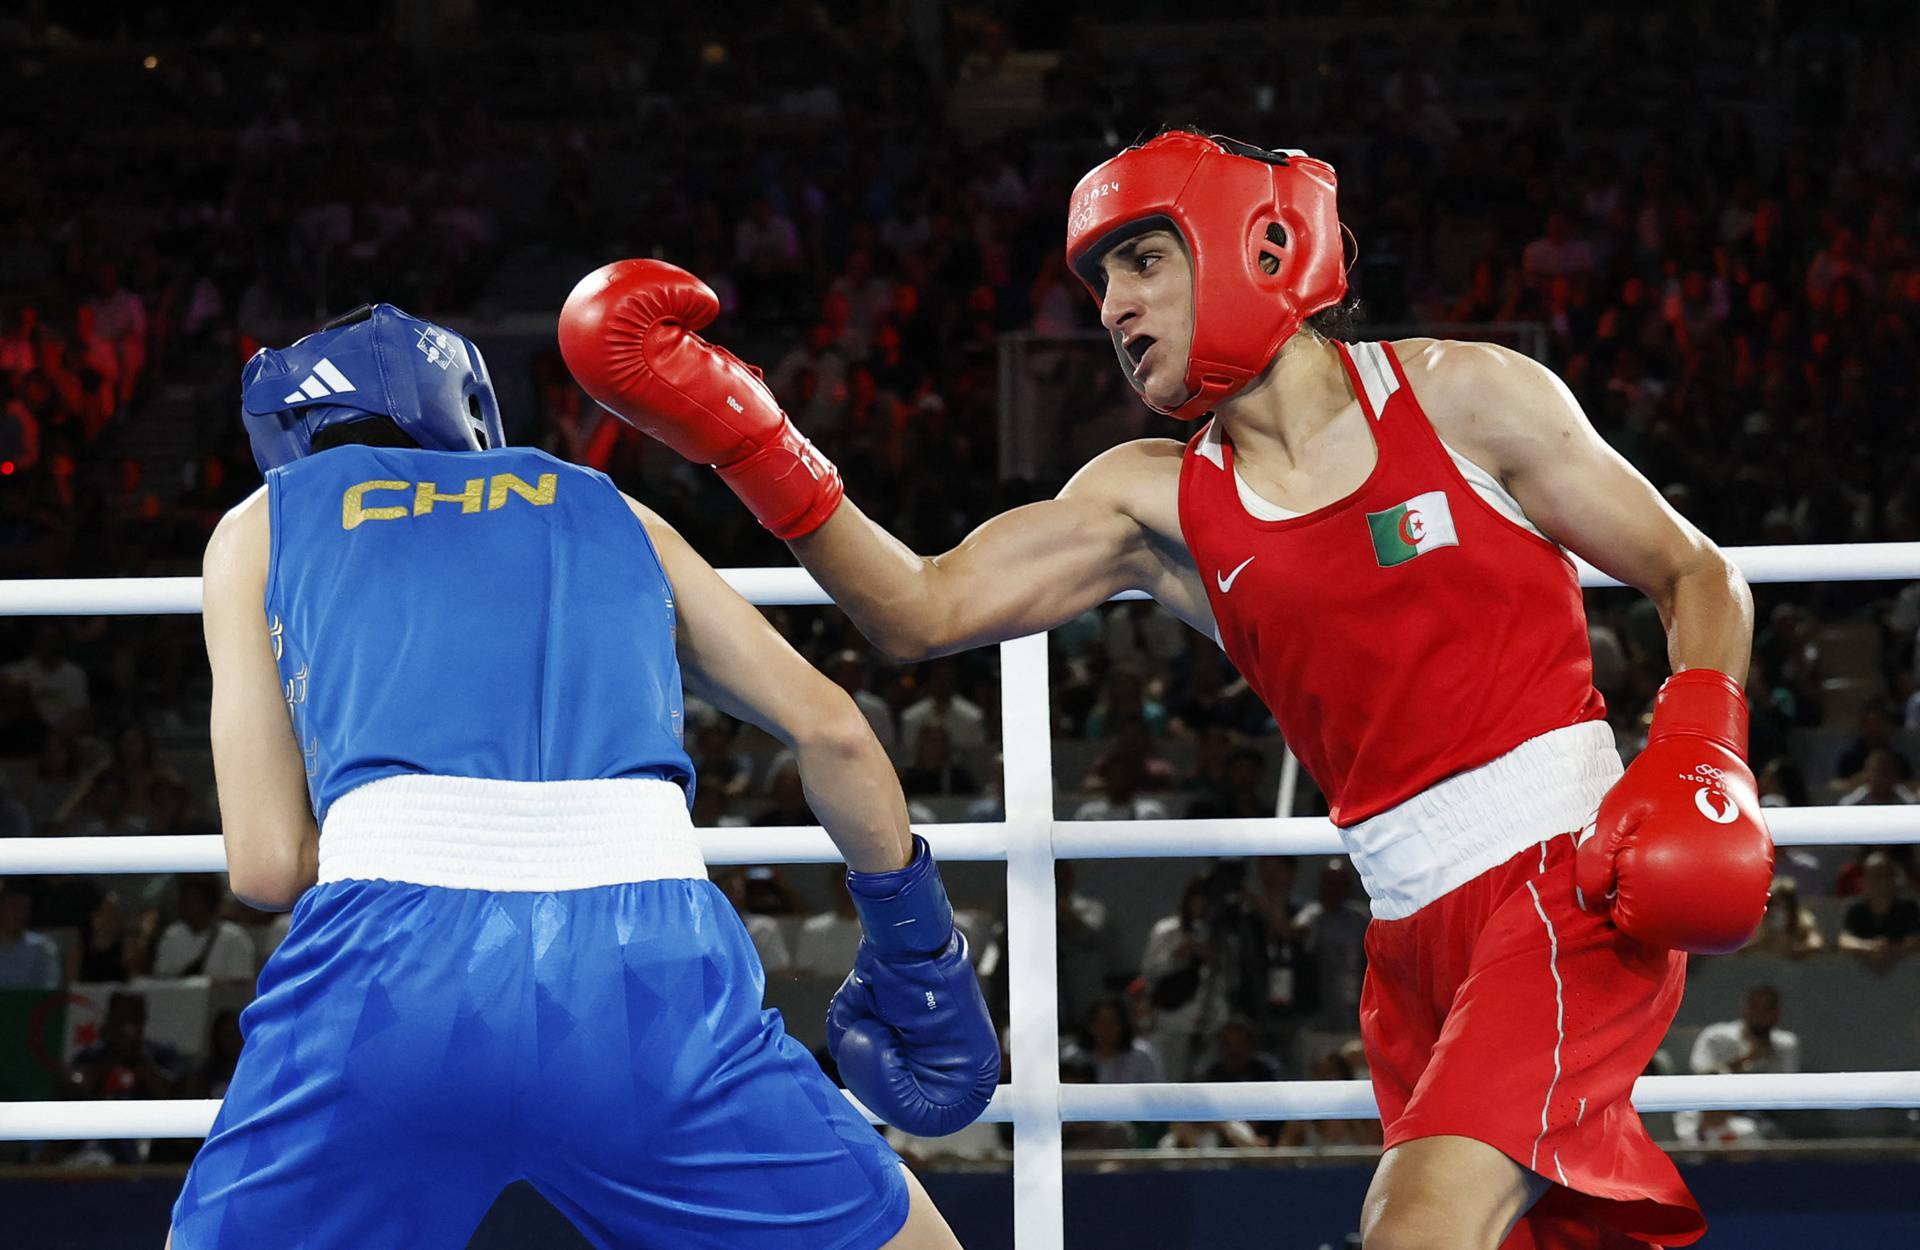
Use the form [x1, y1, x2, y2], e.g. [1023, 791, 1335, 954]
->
[171, 878, 908, 1250]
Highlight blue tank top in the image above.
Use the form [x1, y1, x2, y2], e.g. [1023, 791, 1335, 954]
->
[264, 444, 694, 824]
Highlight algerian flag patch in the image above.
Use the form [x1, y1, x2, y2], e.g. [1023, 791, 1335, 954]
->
[1367, 491, 1458, 567]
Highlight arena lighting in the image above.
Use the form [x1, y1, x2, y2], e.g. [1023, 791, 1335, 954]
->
[3, 538, 1919, 1250]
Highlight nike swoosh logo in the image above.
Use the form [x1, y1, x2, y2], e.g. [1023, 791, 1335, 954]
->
[1216, 555, 1256, 593]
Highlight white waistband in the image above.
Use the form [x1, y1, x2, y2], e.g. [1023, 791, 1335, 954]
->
[320, 775, 704, 892]
[1341, 721, 1622, 920]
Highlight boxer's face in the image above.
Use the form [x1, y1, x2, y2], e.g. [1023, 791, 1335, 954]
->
[1098, 228, 1195, 410]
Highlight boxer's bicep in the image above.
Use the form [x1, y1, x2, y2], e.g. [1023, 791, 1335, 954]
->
[1455, 346, 1725, 596]
[203, 491, 318, 910]
[625, 497, 857, 747]
[929, 437, 1202, 649]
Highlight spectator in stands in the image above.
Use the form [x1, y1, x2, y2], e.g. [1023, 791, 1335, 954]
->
[114, 723, 164, 819]
[1756, 758, 1808, 809]
[67, 888, 151, 984]
[712, 867, 792, 975]
[1082, 715, 1176, 793]
[1072, 748, 1172, 822]
[688, 718, 753, 800]
[899, 658, 988, 770]
[1186, 746, 1272, 820]
[1677, 986, 1801, 1145]
[1521, 210, 1597, 292]
[60, 990, 183, 1165]
[1833, 843, 1920, 897]
[1742, 876, 1825, 959]
[145, 770, 214, 840]
[1157, 1119, 1265, 1150]
[0, 770, 27, 839]
[739, 865, 800, 919]
[1139, 877, 1233, 1080]
[0, 879, 59, 989]
[1201, 1017, 1281, 1083]
[1064, 996, 1165, 1085]
[825, 649, 898, 761]
[19, 735, 87, 832]
[1083, 667, 1168, 740]
[1839, 851, 1920, 971]
[1179, 725, 1236, 799]
[1055, 861, 1115, 1030]
[1058, 1055, 1136, 1150]
[1831, 702, 1913, 792]
[1295, 860, 1369, 1033]
[152, 876, 256, 982]
[187, 1009, 246, 1100]
[751, 761, 814, 828]
[1, 623, 90, 735]
[791, 881, 863, 978]
[901, 722, 980, 798]
[1276, 1051, 1383, 1148]
[1164, 643, 1262, 739]
[1244, 857, 1311, 1051]
[1836, 747, 1918, 807]
[65, 771, 146, 840]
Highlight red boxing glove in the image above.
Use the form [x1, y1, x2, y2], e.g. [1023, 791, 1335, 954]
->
[556, 259, 844, 539]
[1575, 669, 1774, 953]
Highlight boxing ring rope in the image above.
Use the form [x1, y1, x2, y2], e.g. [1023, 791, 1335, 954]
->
[4, 539, 1920, 1250]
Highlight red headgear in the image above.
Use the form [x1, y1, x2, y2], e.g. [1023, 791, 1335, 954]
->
[1065, 131, 1347, 421]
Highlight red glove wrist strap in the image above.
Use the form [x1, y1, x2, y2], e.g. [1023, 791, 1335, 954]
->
[715, 437, 845, 541]
[1649, 668, 1749, 759]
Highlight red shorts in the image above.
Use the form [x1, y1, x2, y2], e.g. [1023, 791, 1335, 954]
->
[1360, 834, 1705, 1248]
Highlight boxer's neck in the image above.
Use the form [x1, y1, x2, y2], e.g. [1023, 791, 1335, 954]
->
[1212, 332, 1359, 472]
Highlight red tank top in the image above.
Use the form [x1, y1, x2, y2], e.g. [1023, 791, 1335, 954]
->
[1176, 340, 1604, 826]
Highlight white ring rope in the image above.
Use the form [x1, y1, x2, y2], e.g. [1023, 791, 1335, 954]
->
[1, 542, 1918, 618]
[6, 1072, 1919, 1142]
[4, 545, 1918, 1249]
[1, 806, 1914, 875]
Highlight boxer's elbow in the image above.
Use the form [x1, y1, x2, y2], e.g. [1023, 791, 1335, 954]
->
[858, 590, 955, 663]
[794, 692, 880, 761]
[226, 827, 318, 912]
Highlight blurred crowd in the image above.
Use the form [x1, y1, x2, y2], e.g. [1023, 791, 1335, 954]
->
[4, 2, 1920, 1162]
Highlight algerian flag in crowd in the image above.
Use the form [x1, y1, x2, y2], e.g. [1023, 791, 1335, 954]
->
[1367, 491, 1459, 567]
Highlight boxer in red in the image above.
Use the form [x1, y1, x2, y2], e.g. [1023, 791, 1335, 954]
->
[558, 130, 1774, 1249]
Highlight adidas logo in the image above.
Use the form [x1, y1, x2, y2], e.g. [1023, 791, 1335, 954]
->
[282, 358, 357, 405]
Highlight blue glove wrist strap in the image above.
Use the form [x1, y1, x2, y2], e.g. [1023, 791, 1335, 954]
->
[845, 835, 952, 958]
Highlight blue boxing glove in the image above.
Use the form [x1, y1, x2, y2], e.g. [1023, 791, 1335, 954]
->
[826, 836, 1000, 1138]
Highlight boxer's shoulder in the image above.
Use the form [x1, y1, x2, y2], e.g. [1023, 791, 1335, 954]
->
[1061, 435, 1186, 540]
[1389, 337, 1583, 473]
[203, 485, 270, 575]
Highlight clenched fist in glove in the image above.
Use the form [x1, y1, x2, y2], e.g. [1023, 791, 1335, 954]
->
[827, 836, 1000, 1138]
[557, 259, 844, 539]
[1575, 668, 1774, 954]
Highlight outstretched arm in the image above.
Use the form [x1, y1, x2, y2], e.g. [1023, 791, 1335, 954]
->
[628, 497, 909, 873]
[560, 259, 1211, 664]
[792, 438, 1213, 660]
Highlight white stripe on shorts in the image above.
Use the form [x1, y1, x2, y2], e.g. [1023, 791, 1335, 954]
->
[1524, 878, 1567, 1175]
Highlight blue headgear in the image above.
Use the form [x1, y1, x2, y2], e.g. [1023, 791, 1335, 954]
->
[240, 303, 505, 473]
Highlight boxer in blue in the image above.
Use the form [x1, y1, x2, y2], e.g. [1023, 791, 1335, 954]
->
[167, 305, 995, 1249]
